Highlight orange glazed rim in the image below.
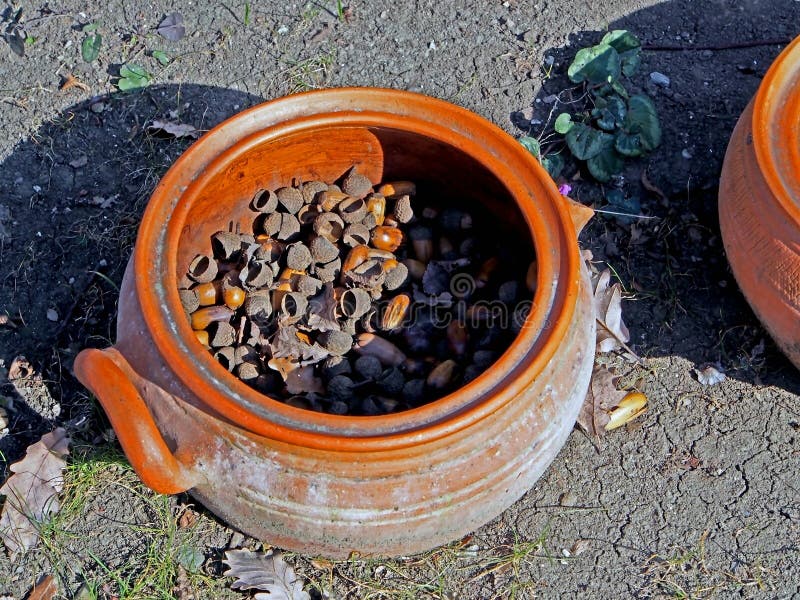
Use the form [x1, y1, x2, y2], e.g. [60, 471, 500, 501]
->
[133, 88, 581, 451]
[751, 35, 800, 225]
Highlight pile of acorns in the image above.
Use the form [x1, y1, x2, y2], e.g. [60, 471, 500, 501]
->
[179, 167, 536, 416]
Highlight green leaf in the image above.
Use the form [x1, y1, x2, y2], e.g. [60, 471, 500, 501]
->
[592, 95, 626, 131]
[519, 136, 541, 160]
[82, 22, 99, 32]
[586, 140, 624, 182]
[117, 63, 151, 90]
[244, 2, 251, 26]
[565, 123, 612, 160]
[541, 153, 564, 179]
[619, 48, 641, 77]
[554, 113, 573, 134]
[567, 43, 621, 84]
[624, 95, 661, 151]
[152, 50, 170, 65]
[81, 33, 102, 63]
[600, 30, 641, 53]
[614, 131, 643, 157]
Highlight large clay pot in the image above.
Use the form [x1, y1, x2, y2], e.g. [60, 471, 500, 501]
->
[719, 38, 800, 370]
[74, 88, 595, 558]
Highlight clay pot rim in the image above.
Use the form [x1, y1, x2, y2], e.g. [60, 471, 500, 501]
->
[134, 88, 581, 451]
[752, 35, 800, 225]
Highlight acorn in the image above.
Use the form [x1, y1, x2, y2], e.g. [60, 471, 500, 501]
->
[301, 180, 328, 204]
[392, 194, 414, 223]
[377, 180, 416, 197]
[408, 225, 433, 262]
[365, 194, 386, 226]
[211, 231, 243, 261]
[223, 286, 246, 310]
[191, 305, 234, 330]
[309, 235, 339, 264]
[402, 378, 426, 404]
[313, 212, 345, 242]
[380, 294, 410, 331]
[340, 288, 372, 319]
[342, 223, 371, 248]
[341, 167, 373, 198]
[318, 330, 353, 356]
[426, 359, 458, 390]
[187, 254, 218, 283]
[250, 189, 279, 213]
[342, 245, 371, 274]
[276, 186, 304, 214]
[371, 226, 403, 252]
[194, 329, 209, 346]
[286, 242, 312, 271]
[354, 333, 406, 366]
[180, 288, 201, 314]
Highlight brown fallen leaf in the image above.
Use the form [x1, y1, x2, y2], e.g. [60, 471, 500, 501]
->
[592, 270, 630, 354]
[59, 73, 90, 93]
[0, 428, 70, 558]
[577, 367, 627, 439]
[284, 366, 324, 395]
[178, 507, 198, 529]
[641, 169, 669, 205]
[147, 119, 200, 139]
[27, 574, 58, 600]
[223, 548, 310, 600]
[8, 355, 34, 380]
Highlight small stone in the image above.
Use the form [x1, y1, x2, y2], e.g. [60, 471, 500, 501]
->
[329, 400, 349, 415]
[473, 350, 497, 368]
[498, 281, 519, 304]
[46, 308, 59, 322]
[649, 71, 670, 87]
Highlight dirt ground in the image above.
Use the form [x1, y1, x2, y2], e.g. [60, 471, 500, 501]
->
[1, 0, 799, 598]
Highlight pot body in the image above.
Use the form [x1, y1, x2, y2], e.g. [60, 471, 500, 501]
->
[719, 38, 800, 369]
[74, 89, 596, 557]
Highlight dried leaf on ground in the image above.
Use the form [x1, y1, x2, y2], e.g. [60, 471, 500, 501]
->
[8, 355, 34, 380]
[577, 368, 647, 438]
[285, 366, 324, 395]
[592, 269, 630, 353]
[156, 12, 186, 41]
[0, 428, 70, 558]
[147, 119, 200, 139]
[26, 574, 58, 600]
[695, 364, 726, 386]
[223, 548, 310, 600]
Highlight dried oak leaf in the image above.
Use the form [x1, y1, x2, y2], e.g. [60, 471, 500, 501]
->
[592, 269, 630, 353]
[0, 428, 70, 558]
[147, 119, 200, 139]
[285, 366, 324, 395]
[269, 323, 329, 364]
[8, 355, 34, 380]
[305, 284, 340, 332]
[223, 548, 310, 600]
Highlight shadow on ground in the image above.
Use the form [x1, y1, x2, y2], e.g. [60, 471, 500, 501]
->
[515, 0, 800, 394]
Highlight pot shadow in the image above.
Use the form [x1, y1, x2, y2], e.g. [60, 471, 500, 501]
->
[0, 84, 263, 471]
[513, 0, 800, 394]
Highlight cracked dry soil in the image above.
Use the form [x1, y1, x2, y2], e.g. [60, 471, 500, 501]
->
[0, 0, 799, 598]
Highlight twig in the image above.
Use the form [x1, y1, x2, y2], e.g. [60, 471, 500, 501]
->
[643, 38, 791, 51]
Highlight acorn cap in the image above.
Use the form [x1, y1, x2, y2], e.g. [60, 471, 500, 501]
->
[342, 223, 370, 248]
[277, 213, 301, 241]
[261, 212, 282, 236]
[313, 212, 344, 242]
[234, 344, 259, 364]
[244, 289, 272, 321]
[214, 346, 237, 371]
[209, 321, 236, 348]
[337, 197, 367, 224]
[309, 235, 339, 264]
[341, 316, 358, 335]
[236, 361, 261, 382]
[254, 239, 283, 263]
[392, 195, 414, 224]
[318, 329, 353, 356]
[187, 254, 218, 283]
[240, 261, 274, 289]
[295, 274, 322, 297]
[383, 262, 409, 291]
[281, 292, 308, 319]
[361, 212, 378, 230]
[286, 243, 312, 271]
[340, 287, 372, 318]
[179, 288, 200, 314]
[301, 180, 328, 204]
[211, 231, 243, 261]
[341, 167, 373, 198]
[276, 186, 304, 214]
[315, 257, 341, 283]
[354, 355, 383, 380]
[326, 375, 355, 401]
[250, 189, 278, 213]
[297, 203, 321, 226]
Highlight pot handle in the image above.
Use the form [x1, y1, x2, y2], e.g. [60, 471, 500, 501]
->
[561, 194, 594, 237]
[74, 347, 196, 494]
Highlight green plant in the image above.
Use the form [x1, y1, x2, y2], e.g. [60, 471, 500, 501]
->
[523, 30, 661, 182]
[117, 63, 151, 90]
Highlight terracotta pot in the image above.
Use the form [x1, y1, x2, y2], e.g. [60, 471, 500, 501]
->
[719, 38, 800, 370]
[74, 88, 596, 557]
